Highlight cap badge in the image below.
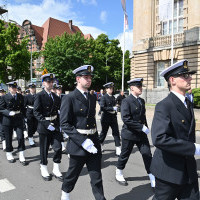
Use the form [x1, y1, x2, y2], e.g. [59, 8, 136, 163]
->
[183, 61, 188, 69]
[87, 66, 91, 72]
[50, 74, 53, 79]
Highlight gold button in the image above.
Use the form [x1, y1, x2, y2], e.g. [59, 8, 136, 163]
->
[182, 120, 185, 123]
[94, 124, 96, 126]
[87, 125, 89, 127]
[80, 109, 83, 111]
[136, 107, 137, 110]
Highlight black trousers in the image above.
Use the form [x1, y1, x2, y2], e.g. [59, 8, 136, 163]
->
[117, 138, 152, 174]
[0, 121, 5, 141]
[62, 154, 106, 200]
[99, 115, 121, 147]
[27, 116, 38, 137]
[3, 125, 25, 152]
[153, 178, 199, 200]
[39, 131, 62, 165]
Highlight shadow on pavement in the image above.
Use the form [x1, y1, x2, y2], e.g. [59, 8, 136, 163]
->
[112, 183, 154, 200]
[126, 175, 149, 182]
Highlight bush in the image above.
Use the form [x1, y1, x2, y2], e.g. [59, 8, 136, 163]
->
[192, 88, 200, 108]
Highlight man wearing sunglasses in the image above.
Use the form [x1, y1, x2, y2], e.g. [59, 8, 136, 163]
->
[151, 60, 199, 199]
[115, 78, 155, 188]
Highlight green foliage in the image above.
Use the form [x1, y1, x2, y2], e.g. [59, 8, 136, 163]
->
[0, 20, 30, 83]
[192, 88, 200, 108]
[42, 32, 131, 91]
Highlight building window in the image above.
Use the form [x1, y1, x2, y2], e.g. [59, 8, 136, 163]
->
[155, 62, 166, 88]
[161, 0, 183, 35]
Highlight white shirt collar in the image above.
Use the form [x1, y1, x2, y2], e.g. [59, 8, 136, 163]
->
[131, 93, 139, 99]
[171, 90, 186, 105]
[107, 93, 112, 97]
[76, 87, 88, 95]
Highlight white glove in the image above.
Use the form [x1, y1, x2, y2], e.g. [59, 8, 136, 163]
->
[142, 125, 150, 135]
[58, 110, 60, 114]
[47, 124, 55, 131]
[195, 143, 200, 155]
[9, 111, 15, 116]
[82, 139, 97, 154]
[113, 106, 118, 111]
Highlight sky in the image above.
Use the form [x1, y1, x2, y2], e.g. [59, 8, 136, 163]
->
[0, 0, 133, 52]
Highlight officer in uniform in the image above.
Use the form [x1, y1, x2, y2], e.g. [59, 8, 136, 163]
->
[17, 86, 22, 94]
[33, 73, 63, 181]
[52, 83, 57, 94]
[115, 78, 155, 188]
[99, 82, 121, 156]
[151, 60, 200, 200]
[60, 65, 106, 200]
[24, 83, 37, 147]
[0, 88, 6, 151]
[56, 85, 63, 98]
[0, 81, 27, 165]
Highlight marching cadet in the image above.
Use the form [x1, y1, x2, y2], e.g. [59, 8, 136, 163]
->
[99, 82, 121, 156]
[0, 81, 27, 165]
[17, 86, 22, 94]
[56, 85, 68, 153]
[56, 85, 63, 98]
[115, 78, 155, 188]
[33, 73, 63, 182]
[0, 88, 6, 151]
[24, 83, 37, 147]
[151, 60, 200, 199]
[60, 65, 106, 200]
[51, 83, 57, 94]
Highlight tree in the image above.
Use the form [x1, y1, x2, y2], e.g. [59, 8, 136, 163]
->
[88, 34, 130, 91]
[42, 32, 130, 91]
[0, 20, 30, 83]
[42, 32, 91, 91]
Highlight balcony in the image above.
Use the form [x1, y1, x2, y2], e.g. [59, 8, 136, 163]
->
[149, 33, 184, 48]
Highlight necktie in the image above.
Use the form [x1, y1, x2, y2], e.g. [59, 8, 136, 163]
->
[185, 97, 192, 117]
[185, 97, 190, 109]
[84, 92, 88, 100]
[49, 93, 53, 104]
[13, 94, 17, 100]
[137, 97, 142, 108]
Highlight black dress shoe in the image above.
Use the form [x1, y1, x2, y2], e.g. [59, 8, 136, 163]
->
[8, 158, 16, 163]
[20, 161, 28, 166]
[62, 149, 68, 154]
[53, 173, 63, 182]
[115, 178, 128, 186]
[30, 143, 36, 147]
[42, 175, 52, 181]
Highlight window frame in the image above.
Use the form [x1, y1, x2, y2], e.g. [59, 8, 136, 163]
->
[161, 0, 184, 36]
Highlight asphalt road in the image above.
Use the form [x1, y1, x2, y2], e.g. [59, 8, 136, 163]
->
[1, 106, 200, 200]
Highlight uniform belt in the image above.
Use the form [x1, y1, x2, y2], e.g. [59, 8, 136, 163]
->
[107, 111, 116, 114]
[13, 111, 20, 114]
[27, 105, 34, 109]
[77, 128, 96, 135]
[45, 115, 57, 121]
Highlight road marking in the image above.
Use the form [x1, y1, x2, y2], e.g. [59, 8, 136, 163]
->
[0, 178, 16, 193]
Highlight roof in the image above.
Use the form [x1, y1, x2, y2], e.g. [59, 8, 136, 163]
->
[41, 17, 84, 48]
[31, 25, 44, 49]
[84, 34, 94, 40]
[21, 17, 92, 49]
